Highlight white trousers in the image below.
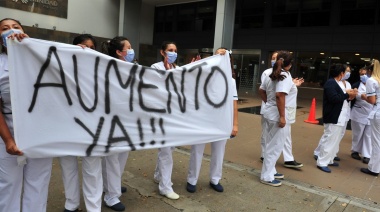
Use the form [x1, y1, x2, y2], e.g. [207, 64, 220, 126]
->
[187, 140, 227, 185]
[351, 120, 372, 158]
[0, 157, 52, 212]
[314, 121, 348, 157]
[316, 123, 345, 167]
[260, 120, 287, 182]
[102, 151, 129, 206]
[261, 116, 294, 161]
[368, 117, 380, 173]
[59, 156, 103, 212]
[154, 146, 175, 195]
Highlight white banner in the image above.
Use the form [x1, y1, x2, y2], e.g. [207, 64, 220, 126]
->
[7, 38, 233, 158]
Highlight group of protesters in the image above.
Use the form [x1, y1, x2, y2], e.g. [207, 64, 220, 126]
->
[0, 18, 238, 212]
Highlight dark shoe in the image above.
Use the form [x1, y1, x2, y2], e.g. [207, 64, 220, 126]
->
[328, 162, 339, 167]
[260, 157, 264, 162]
[64, 209, 78, 212]
[186, 182, 196, 193]
[121, 186, 127, 193]
[284, 161, 303, 168]
[209, 182, 224, 192]
[334, 156, 341, 161]
[363, 157, 370, 164]
[317, 166, 331, 173]
[360, 168, 379, 176]
[260, 179, 282, 187]
[274, 173, 284, 179]
[313, 155, 318, 160]
[106, 202, 125, 211]
[351, 152, 361, 160]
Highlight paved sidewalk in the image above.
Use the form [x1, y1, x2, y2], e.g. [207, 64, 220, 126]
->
[46, 94, 380, 212]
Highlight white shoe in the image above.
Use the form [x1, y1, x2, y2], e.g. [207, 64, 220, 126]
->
[162, 192, 180, 200]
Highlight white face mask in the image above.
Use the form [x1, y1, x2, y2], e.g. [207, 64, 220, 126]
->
[271, 60, 276, 67]
[1, 29, 23, 47]
[341, 72, 351, 81]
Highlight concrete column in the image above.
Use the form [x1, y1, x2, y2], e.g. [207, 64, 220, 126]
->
[213, 0, 236, 52]
[121, 0, 142, 58]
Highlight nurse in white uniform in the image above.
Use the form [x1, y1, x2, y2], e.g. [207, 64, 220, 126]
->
[59, 34, 103, 212]
[260, 51, 296, 187]
[361, 59, 380, 177]
[0, 18, 52, 212]
[186, 48, 238, 193]
[101, 36, 135, 211]
[151, 41, 182, 200]
[350, 74, 372, 164]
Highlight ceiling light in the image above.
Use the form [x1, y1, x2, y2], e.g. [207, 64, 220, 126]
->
[331, 57, 340, 59]
[320, 53, 324, 55]
[355, 53, 360, 56]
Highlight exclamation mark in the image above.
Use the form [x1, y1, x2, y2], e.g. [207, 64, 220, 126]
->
[137, 118, 145, 147]
[150, 118, 156, 145]
[159, 118, 165, 145]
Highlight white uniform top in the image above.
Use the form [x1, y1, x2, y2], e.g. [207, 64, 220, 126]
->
[259, 68, 272, 114]
[366, 77, 380, 119]
[0, 53, 14, 158]
[263, 71, 297, 124]
[338, 80, 351, 121]
[276, 71, 297, 124]
[350, 82, 373, 125]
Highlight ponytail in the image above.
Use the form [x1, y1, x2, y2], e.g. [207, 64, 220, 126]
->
[269, 50, 292, 81]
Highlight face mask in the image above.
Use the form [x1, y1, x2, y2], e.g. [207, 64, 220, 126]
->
[360, 75, 369, 83]
[271, 60, 276, 67]
[341, 72, 350, 81]
[1, 29, 23, 48]
[166, 51, 177, 64]
[123, 49, 135, 62]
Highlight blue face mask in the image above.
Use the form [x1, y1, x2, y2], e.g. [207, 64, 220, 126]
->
[271, 60, 276, 67]
[360, 75, 369, 83]
[123, 49, 135, 62]
[341, 72, 351, 81]
[1, 29, 23, 48]
[166, 51, 177, 64]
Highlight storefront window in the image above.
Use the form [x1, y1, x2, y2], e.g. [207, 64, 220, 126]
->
[300, 0, 331, 27]
[295, 52, 330, 87]
[340, 0, 376, 25]
[272, 0, 299, 27]
[235, 0, 265, 29]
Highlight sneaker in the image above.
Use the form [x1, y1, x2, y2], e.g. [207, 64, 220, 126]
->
[351, 152, 361, 160]
[260, 179, 282, 187]
[121, 186, 127, 193]
[162, 192, 180, 200]
[274, 173, 284, 179]
[317, 166, 331, 173]
[328, 162, 339, 167]
[209, 182, 224, 192]
[260, 157, 264, 162]
[106, 202, 125, 211]
[362, 157, 370, 164]
[186, 182, 196, 193]
[360, 168, 379, 176]
[64, 209, 78, 212]
[334, 156, 341, 161]
[284, 161, 303, 168]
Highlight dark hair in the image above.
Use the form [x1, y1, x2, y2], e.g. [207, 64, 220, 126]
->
[101, 36, 129, 59]
[215, 47, 235, 78]
[73, 34, 97, 49]
[0, 18, 24, 53]
[160, 41, 176, 60]
[329, 64, 346, 78]
[269, 50, 293, 81]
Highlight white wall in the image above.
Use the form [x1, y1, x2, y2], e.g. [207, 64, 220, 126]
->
[0, 0, 120, 38]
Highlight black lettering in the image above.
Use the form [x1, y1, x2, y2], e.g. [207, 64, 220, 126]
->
[138, 67, 166, 113]
[165, 68, 186, 113]
[105, 60, 138, 114]
[204, 66, 228, 108]
[188, 62, 208, 110]
[106, 115, 136, 153]
[74, 117, 104, 157]
[28, 46, 72, 112]
[73, 55, 99, 112]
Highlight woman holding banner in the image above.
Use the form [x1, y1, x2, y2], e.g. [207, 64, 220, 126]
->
[151, 41, 181, 200]
[186, 47, 238, 193]
[101, 36, 135, 211]
[0, 18, 53, 212]
[59, 34, 103, 212]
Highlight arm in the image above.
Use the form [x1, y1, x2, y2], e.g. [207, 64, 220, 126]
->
[0, 102, 22, 155]
[231, 100, 238, 137]
[276, 92, 286, 128]
[366, 95, 377, 105]
[324, 80, 350, 103]
[259, 88, 267, 103]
